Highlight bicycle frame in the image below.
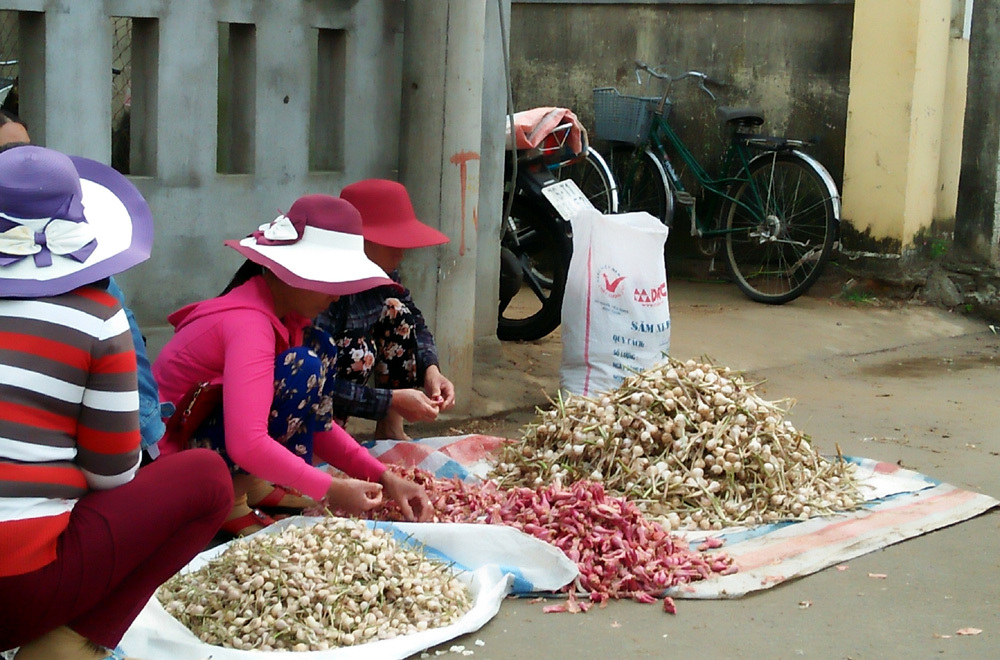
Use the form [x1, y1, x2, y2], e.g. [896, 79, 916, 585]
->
[640, 110, 773, 239]
[603, 63, 841, 304]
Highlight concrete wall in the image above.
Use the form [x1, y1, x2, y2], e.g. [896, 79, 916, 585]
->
[955, 0, 1000, 263]
[3, 0, 990, 348]
[0, 0, 404, 326]
[509, 1, 986, 263]
[508, 1, 854, 197]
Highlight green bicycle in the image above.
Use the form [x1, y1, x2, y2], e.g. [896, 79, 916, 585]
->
[596, 61, 840, 304]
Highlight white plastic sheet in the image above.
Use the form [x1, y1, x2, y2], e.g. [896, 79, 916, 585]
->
[666, 457, 999, 598]
[121, 518, 578, 659]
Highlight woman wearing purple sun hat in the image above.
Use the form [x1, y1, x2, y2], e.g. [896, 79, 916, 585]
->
[0, 146, 234, 660]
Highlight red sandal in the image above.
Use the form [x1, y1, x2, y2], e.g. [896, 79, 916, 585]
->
[220, 507, 276, 537]
[247, 484, 315, 513]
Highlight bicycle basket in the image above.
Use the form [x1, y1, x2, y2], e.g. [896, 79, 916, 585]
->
[592, 87, 667, 145]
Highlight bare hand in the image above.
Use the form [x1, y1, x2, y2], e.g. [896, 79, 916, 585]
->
[389, 388, 440, 423]
[379, 470, 433, 522]
[323, 477, 383, 515]
[423, 365, 456, 411]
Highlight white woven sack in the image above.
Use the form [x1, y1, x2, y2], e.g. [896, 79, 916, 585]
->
[560, 209, 670, 397]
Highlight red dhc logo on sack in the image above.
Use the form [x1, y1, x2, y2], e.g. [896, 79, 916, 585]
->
[597, 266, 626, 298]
[634, 282, 668, 306]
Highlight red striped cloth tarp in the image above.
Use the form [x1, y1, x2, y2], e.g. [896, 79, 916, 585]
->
[364, 436, 999, 598]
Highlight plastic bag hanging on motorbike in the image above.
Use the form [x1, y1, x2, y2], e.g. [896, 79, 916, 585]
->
[560, 208, 670, 397]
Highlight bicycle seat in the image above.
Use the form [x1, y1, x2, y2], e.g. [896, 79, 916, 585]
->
[716, 106, 765, 127]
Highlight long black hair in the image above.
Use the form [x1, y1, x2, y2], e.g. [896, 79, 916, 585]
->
[221, 259, 265, 295]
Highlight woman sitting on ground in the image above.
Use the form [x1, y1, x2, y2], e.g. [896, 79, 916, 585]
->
[0, 146, 234, 660]
[152, 194, 433, 535]
[313, 179, 456, 441]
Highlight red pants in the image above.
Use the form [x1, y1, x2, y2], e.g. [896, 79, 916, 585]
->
[0, 449, 233, 650]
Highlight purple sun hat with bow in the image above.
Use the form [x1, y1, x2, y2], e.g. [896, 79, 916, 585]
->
[0, 145, 153, 298]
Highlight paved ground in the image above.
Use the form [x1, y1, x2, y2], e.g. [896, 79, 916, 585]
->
[142, 274, 999, 659]
[405, 277, 1000, 660]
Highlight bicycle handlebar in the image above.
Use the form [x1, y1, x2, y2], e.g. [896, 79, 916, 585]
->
[634, 60, 723, 101]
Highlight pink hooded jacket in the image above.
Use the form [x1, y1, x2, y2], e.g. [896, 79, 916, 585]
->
[153, 276, 385, 501]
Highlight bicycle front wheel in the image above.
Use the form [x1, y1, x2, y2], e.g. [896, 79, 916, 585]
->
[551, 148, 619, 214]
[609, 146, 673, 227]
[721, 152, 837, 304]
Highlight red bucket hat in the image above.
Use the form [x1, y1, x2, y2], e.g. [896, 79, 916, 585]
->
[339, 179, 449, 249]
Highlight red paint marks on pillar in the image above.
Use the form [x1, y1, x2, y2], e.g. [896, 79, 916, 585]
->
[450, 151, 480, 256]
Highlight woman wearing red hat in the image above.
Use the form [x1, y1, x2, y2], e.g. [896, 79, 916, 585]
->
[313, 179, 456, 441]
[152, 194, 433, 536]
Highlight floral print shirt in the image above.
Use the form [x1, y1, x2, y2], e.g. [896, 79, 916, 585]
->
[313, 270, 439, 420]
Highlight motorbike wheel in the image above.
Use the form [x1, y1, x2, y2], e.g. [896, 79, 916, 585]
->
[550, 148, 619, 214]
[497, 197, 572, 342]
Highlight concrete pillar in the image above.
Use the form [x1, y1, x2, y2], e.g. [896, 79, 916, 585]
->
[155, 3, 219, 184]
[935, 4, 971, 223]
[955, 0, 1000, 263]
[398, 0, 487, 410]
[342, 1, 405, 178]
[128, 17, 159, 177]
[474, 0, 510, 363]
[841, 0, 952, 251]
[42, 2, 110, 160]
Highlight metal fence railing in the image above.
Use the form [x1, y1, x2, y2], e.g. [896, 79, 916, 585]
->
[0, 10, 19, 117]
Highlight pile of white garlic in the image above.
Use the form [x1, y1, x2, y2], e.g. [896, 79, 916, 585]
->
[158, 518, 472, 651]
[491, 356, 864, 529]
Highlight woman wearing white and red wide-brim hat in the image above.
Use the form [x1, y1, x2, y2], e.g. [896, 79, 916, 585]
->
[153, 193, 433, 537]
[0, 145, 234, 660]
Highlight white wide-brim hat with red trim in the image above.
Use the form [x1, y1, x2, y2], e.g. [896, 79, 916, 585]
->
[225, 194, 396, 296]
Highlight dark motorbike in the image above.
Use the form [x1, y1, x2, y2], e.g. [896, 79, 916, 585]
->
[497, 118, 616, 341]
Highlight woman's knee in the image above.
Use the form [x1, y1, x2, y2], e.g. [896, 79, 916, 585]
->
[162, 449, 234, 516]
[193, 450, 235, 513]
[299, 352, 324, 382]
[276, 348, 326, 393]
[279, 347, 324, 374]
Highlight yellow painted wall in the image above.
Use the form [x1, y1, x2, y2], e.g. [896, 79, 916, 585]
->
[902, 1, 951, 244]
[842, 0, 954, 247]
[936, 36, 970, 222]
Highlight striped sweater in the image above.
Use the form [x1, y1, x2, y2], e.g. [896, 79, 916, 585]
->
[0, 284, 142, 577]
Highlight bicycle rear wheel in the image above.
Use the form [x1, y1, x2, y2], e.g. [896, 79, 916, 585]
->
[721, 151, 837, 304]
[497, 197, 571, 341]
[550, 148, 619, 214]
[608, 146, 673, 227]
